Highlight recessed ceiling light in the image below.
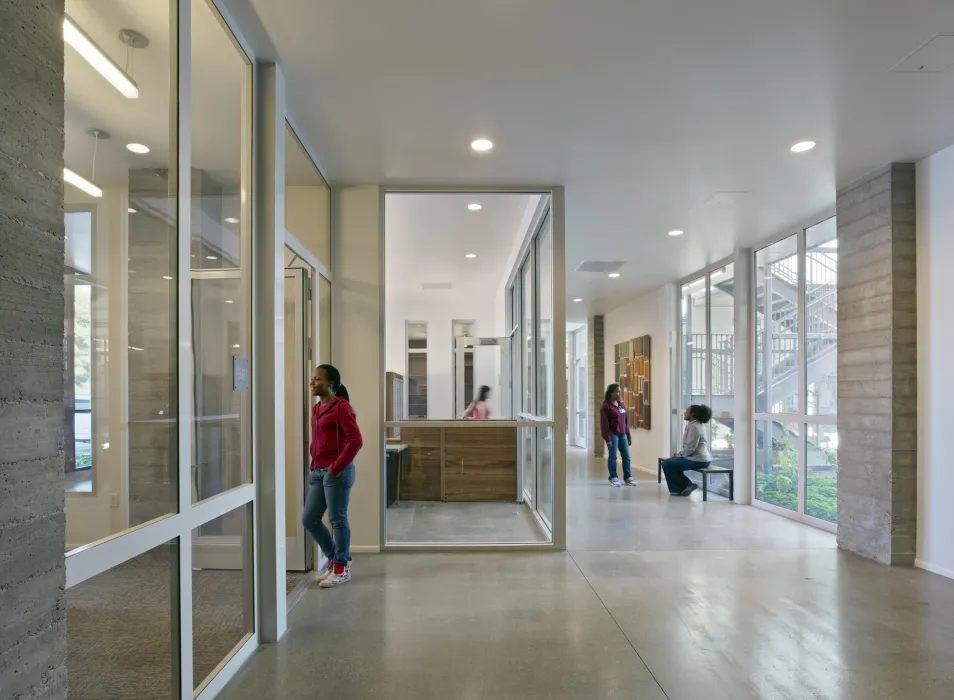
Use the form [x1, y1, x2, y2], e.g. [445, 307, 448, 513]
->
[790, 140, 816, 153]
[573, 298, 583, 303]
[668, 229, 684, 237]
[465, 253, 477, 259]
[206, 255, 218, 260]
[162, 275, 172, 280]
[225, 300, 233, 304]
[232, 344, 240, 349]
[128, 207, 137, 214]
[224, 217, 239, 224]
[470, 138, 493, 152]
[608, 273, 621, 278]
[467, 203, 482, 211]
[126, 143, 150, 154]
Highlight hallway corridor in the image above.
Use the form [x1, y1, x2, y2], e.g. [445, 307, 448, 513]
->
[220, 450, 954, 700]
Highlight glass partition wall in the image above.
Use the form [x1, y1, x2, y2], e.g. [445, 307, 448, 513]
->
[383, 192, 561, 546]
[754, 217, 838, 530]
[62, 1, 259, 696]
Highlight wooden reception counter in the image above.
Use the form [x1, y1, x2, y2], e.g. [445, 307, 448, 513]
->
[385, 421, 531, 503]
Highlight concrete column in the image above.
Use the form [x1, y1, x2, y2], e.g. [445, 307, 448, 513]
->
[733, 249, 753, 504]
[0, 0, 67, 696]
[836, 163, 917, 565]
[588, 315, 605, 456]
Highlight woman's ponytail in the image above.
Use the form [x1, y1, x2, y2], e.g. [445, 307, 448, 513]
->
[317, 364, 349, 402]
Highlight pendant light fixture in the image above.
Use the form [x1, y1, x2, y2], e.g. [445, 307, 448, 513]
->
[63, 15, 146, 99]
[65, 129, 108, 198]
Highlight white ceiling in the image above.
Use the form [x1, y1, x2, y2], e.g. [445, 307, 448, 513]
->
[218, 1, 954, 320]
[385, 193, 534, 303]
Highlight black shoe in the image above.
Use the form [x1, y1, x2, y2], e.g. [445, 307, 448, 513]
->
[679, 484, 698, 497]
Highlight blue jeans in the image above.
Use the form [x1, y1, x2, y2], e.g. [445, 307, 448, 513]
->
[607, 434, 631, 480]
[302, 464, 355, 565]
[661, 456, 709, 494]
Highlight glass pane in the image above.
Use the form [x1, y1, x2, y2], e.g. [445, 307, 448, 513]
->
[709, 263, 735, 414]
[806, 218, 838, 416]
[67, 540, 178, 699]
[706, 417, 735, 495]
[191, 0, 252, 502]
[522, 423, 535, 507]
[193, 502, 254, 689]
[521, 260, 534, 415]
[680, 278, 705, 410]
[754, 420, 799, 511]
[755, 236, 799, 414]
[536, 425, 554, 527]
[536, 218, 553, 418]
[285, 124, 331, 269]
[806, 423, 838, 523]
[63, 0, 178, 550]
[319, 275, 332, 364]
[386, 427, 548, 543]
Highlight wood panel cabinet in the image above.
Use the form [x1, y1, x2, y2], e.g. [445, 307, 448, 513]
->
[397, 427, 442, 501]
[443, 427, 517, 502]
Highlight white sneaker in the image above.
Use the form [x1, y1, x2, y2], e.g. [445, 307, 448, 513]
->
[610, 477, 622, 487]
[319, 564, 351, 588]
[626, 477, 638, 486]
[315, 558, 334, 582]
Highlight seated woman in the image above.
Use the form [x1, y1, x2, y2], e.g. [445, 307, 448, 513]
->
[661, 405, 712, 497]
[462, 385, 492, 420]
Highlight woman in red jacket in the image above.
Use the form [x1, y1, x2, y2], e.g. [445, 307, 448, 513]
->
[303, 364, 363, 588]
[600, 383, 633, 487]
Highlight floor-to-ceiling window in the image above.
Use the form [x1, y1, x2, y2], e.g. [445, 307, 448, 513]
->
[62, 2, 258, 696]
[677, 260, 736, 494]
[754, 217, 838, 529]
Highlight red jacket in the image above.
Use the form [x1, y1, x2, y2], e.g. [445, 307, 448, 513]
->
[600, 400, 632, 444]
[310, 398, 363, 475]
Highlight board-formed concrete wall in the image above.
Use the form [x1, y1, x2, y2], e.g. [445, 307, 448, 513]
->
[0, 0, 68, 697]
[836, 163, 917, 566]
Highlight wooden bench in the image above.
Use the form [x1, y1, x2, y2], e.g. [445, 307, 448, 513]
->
[658, 458, 734, 502]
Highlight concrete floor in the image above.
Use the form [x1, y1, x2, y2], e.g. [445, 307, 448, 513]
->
[221, 448, 954, 700]
[386, 500, 548, 543]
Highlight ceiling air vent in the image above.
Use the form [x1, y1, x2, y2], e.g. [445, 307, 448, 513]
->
[575, 261, 625, 273]
[422, 282, 453, 291]
[891, 34, 954, 72]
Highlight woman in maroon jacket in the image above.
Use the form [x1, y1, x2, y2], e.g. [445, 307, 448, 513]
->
[303, 364, 363, 588]
[600, 383, 633, 487]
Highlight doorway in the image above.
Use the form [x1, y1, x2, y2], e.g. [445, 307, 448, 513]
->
[284, 250, 316, 592]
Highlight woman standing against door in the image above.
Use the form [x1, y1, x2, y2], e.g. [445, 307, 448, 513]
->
[303, 364, 363, 588]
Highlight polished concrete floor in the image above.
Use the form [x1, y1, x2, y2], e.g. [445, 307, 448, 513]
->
[386, 500, 548, 543]
[222, 448, 954, 700]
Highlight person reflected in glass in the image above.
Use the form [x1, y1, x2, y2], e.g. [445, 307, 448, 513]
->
[463, 385, 492, 420]
[600, 383, 634, 487]
[303, 364, 363, 587]
[662, 405, 712, 497]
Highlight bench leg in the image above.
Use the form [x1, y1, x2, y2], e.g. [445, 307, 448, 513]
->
[658, 458, 662, 484]
[729, 471, 734, 501]
[702, 473, 708, 502]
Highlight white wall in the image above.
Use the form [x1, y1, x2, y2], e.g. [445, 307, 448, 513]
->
[385, 293, 499, 419]
[333, 185, 383, 551]
[916, 143, 954, 580]
[603, 285, 675, 473]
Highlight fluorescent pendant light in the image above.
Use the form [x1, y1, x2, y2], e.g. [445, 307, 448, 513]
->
[63, 16, 139, 99]
[64, 167, 102, 198]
